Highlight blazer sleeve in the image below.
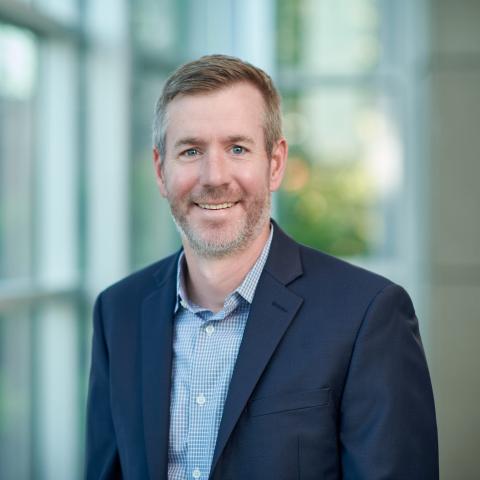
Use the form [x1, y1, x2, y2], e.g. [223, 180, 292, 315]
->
[85, 293, 122, 479]
[339, 284, 439, 479]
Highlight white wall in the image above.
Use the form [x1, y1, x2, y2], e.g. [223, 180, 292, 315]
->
[425, 1, 480, 478]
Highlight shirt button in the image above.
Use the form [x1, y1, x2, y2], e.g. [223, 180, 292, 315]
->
[192, 468, 201, 478]
[196, 394, 206, 406]
[205, 324, 215, 335]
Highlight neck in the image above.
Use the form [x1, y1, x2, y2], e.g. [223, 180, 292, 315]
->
[182, 223, 270, 313]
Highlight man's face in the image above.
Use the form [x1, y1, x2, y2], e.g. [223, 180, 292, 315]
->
[154, 82, 287, 258]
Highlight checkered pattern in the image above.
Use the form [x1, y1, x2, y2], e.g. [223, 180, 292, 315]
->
[167, 227, 273, 480]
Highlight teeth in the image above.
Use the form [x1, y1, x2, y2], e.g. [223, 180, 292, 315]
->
[198, 202, 235, 210]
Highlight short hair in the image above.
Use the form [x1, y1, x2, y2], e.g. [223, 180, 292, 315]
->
[152, 54, 282, 159]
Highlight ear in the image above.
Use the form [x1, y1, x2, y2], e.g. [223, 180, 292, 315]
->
[269, 137, 288, 192]
[153, 147, 168, 197]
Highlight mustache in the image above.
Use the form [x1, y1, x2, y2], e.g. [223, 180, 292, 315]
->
[191, 186, 242, 203]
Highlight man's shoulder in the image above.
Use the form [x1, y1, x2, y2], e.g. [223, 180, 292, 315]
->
[300, 243, 391, 285]
[99, 250, 180, 302]
[289, 241, 405, 317]
[286, 239, 395, 303]
[271, 223, 392, 292]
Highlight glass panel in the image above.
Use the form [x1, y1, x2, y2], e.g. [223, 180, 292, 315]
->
[0, 308, 33, 479]
[35, 300, 81, 479]
[132, 0, 179, 58]
[277, 0, 383, 74]
[36, 40, 79, 288]
[0, 24, 38, 281]
[34, 0, 79, 23]
[278, 87, 402, 257]
[0, 300, 82, 480]
[131, 72, 180, 269]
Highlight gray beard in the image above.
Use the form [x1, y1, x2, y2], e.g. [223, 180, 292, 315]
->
[169, 193, 271, 259]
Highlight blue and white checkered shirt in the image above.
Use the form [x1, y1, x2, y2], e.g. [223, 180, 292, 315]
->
[167, 226, 273, 480]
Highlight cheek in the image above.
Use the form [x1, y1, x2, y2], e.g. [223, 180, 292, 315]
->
[164, 171, 197, 200]
[237, 166, 271, 193]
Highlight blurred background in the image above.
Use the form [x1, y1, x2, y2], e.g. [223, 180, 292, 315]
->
[0, 0, 478, 478]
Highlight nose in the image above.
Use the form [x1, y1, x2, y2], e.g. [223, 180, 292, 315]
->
[200, 148, 230, 187]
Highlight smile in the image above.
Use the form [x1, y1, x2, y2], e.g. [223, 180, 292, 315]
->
[196, 202, 236, 210]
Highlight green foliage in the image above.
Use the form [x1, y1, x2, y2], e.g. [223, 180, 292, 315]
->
[278, 153, 378, 257]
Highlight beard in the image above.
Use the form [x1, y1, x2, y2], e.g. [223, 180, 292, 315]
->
[167, 184, 271, 258]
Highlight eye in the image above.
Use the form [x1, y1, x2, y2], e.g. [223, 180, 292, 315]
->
[231, 145, 246, 155]
[182, 148, 200, 157]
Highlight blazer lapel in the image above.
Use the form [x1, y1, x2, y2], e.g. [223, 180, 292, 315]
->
[141, 256, 178, 479]
[210, 225, 304, 473]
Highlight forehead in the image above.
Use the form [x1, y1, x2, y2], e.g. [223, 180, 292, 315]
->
[165, 83, 266, 148]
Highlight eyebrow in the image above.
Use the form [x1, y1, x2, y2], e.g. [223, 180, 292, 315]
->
[173, 137, 206, 150]
[225, 135, 255, 145]
[173, 135, 256, 150]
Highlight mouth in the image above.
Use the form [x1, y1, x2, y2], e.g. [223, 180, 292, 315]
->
[196, 202, 236, 210]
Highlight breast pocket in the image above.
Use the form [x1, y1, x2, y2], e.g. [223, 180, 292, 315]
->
[248, 387, 330, 417]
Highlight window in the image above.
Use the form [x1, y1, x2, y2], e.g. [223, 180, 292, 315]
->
[0, 24, 37, 282]
[130, 0, 184, 269]
[276, 0, 408, 264]
[0, 5, 82, 478]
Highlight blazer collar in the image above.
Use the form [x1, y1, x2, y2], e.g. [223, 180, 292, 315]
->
[264, 219, 303, 285]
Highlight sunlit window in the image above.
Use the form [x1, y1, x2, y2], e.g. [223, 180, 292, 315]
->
[0, 25, 37, 281]
[0, 23, 38, 480]
[0, 13, 81, 479]
[276, 0, 403, 259]
[130, 1, 183, 269]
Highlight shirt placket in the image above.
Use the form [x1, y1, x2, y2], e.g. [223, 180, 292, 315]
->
[187, 309, 224, 479]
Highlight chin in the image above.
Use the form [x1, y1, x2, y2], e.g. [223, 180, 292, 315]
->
[183, 223, 250, 257]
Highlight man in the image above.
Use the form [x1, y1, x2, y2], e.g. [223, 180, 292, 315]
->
[86, 55, 438, 479]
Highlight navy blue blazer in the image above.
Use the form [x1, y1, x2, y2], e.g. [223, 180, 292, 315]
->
[85, 223, 438, 479]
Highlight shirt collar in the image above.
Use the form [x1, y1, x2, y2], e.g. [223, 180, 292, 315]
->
[174, 224, 274, 313]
